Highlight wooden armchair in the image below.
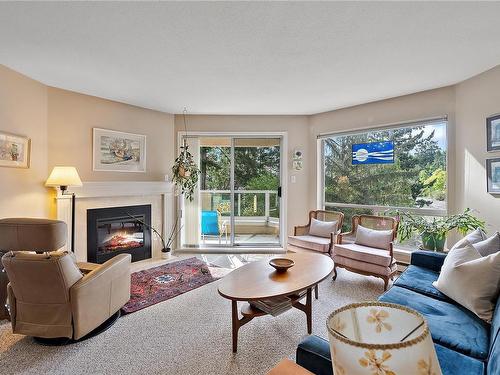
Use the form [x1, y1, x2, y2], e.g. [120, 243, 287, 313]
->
[288, 210, 344, 299]
[288, 210, 344, 256]
[333, 215, 398, 291]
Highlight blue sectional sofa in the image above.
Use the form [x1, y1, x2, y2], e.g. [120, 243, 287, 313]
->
[296, 251, 500, 375]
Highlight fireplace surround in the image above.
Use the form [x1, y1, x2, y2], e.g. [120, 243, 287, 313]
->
[87, 204, 152, 263]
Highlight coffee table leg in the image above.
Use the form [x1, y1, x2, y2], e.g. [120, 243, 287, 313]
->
[232, 300, 238, 353]
[306, 287, 312, 334]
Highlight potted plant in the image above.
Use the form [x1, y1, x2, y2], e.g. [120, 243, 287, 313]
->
[394, 208, 485, 251]
[128, 214, 182, 259]
[172, 140, 200, 201]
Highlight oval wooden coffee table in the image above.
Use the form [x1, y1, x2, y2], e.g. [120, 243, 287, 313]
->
[218, 252, 334, 352]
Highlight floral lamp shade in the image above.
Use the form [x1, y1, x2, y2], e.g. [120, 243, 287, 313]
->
[327, 302, 442, 375]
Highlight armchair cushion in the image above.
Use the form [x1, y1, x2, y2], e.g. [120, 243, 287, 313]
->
[334, 243, 392, 267]
[333, 254, 396, 276]
[288, 235, 331, 253]
[354, 224, 393, 250]
[309, 218, 337, 238]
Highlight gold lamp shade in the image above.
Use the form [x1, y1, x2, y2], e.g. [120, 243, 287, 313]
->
[46, 166, 82, 188]
[327, 302, 442, 375]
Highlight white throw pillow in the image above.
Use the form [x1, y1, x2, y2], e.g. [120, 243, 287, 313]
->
[449, 228, 486, 252]
[473, 232, 500, 257]
[433, 240, 500, 323]
[309, 218, 337, 238]
[354, 224, 393, 250]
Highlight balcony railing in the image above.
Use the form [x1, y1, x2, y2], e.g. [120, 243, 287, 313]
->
[201, 189, 279, 226]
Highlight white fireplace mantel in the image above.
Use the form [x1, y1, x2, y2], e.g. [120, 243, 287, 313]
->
[53, 181, 175, 260]
[54, 181, 174, 199]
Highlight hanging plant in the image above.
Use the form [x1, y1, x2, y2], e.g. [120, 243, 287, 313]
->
[171, 108, 200, 201]
[172, 141, 200, 201]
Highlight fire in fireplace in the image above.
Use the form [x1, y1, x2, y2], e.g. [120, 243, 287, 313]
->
[87, 205, 152, 263]
[97, 217, 144, 253]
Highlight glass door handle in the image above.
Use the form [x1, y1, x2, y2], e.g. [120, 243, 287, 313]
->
[277, 186, 282, 198]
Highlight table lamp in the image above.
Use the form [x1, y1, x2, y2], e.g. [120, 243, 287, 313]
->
[327, 301, 442, 375]
[46, 166, 82, 252]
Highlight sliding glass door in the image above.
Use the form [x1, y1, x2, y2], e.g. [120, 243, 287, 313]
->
[232, 138, 281, 246]
[180, 135, 283, 249]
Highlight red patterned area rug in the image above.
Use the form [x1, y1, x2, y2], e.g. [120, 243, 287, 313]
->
[122, 257, 225, 314]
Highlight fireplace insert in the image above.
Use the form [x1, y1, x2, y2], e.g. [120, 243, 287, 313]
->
[87, 204, 152, 263]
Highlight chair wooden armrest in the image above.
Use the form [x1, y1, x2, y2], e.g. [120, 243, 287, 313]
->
[294, 225, 310, 236]
[337, 230, 355, 244]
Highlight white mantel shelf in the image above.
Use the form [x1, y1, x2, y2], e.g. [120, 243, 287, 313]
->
[54, 181, 174, 199]
[53, 181, 175, 260]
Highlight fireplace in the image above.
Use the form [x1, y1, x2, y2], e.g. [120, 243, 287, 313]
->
[87, 204, 152, 263]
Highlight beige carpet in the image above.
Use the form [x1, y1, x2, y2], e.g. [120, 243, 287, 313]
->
[0, 268, 382, 375]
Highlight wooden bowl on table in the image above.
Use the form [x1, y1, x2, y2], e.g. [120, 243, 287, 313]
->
[269, 258, 295, 273]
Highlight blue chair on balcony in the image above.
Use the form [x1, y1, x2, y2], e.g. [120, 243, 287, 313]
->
[201, 210, 228, 244]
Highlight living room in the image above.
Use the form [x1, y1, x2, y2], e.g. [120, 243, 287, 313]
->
[1, 2, 499, 375]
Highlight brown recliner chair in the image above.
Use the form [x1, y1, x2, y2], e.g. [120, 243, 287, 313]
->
[0, 218, 131, 342]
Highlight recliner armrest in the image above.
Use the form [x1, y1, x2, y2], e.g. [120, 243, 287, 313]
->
[296, 335, 333, 375]
[410, 250, 446, 272]
[70, 254, 131, 339]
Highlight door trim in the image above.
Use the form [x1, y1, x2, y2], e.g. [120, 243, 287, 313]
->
[176, 131, 288, 252]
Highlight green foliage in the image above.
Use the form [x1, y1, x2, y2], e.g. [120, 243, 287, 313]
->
[324, 124, 447, 208]
[246, 173, 279, 191]
[394, 208, 485, 241]
[421, 168, 446, 201]
[200, 144, 281, 218]
[172, 144, 200, 201]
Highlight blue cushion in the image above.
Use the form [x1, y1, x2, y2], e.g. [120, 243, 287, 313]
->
[394, 265, 450, 302]
[201, 211, 219, 235]
[488, 301, 500, 375]
[296, 335, 333, 375]
[435, 343, 485, 375]
[380, 286, 490, 360]
[410, 250, 446, 272]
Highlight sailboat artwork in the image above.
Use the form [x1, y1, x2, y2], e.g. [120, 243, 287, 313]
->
[352, 141, 394, 165]
[93, 128, 146, 172]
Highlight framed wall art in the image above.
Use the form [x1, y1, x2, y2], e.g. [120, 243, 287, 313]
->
[486, 157, 500, 194]
[93, 128, 146, 172]
[487, 114, 500, 152]
[0, 131, 30, 168]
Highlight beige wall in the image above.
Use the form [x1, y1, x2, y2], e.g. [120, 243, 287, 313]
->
[48, 87, 175, 182]
[0, 65, 50, 218]
[174, 115, 310, 235]
[455, 65, 500, 234]
[0, 64, 175, 220]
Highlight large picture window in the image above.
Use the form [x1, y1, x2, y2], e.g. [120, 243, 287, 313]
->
[319, 118, 447, 243]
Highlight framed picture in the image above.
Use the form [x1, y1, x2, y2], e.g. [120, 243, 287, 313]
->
[0, 131, 30, 168]
[486, 157, 500, 194]
[352, 141, 394, 165]
[487, 114, 500, 152]
[93, 128, 146, 172]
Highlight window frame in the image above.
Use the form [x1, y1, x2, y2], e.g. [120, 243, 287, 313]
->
[318, 117, 449, 218]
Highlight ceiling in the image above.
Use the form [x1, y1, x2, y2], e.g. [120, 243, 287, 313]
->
[1, 2, 500, 115]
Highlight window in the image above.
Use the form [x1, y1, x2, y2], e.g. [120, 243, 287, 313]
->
[319, 118, 447, 245]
